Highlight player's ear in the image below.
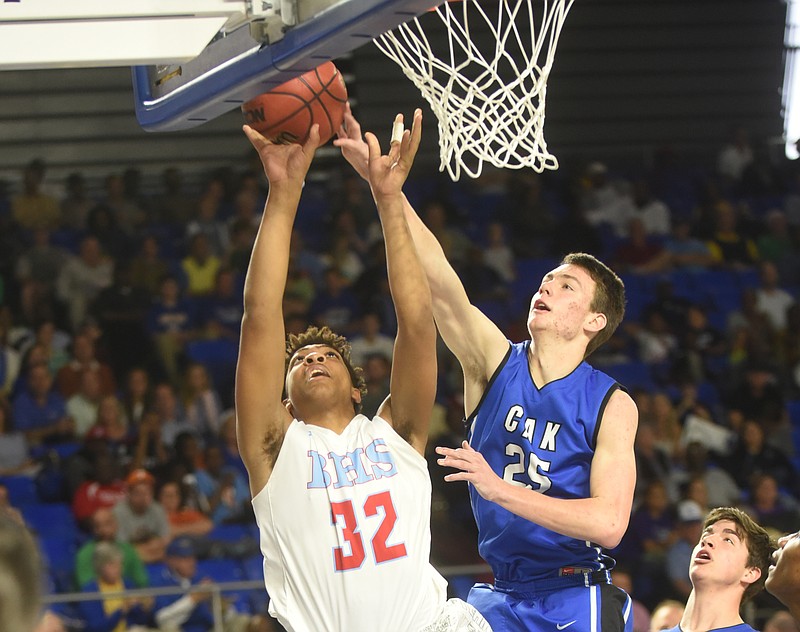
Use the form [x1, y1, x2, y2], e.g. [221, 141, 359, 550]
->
[585, 311, 607, 333]
[741, 565, 761, 586]
[351, 387, 362, 406]
[283, 398, 295, 417]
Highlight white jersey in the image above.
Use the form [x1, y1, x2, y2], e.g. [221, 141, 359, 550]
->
[252, 414, 448, 632]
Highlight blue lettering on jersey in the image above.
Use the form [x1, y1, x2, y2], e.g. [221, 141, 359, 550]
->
[329, 448, 374, 488]
[306, 439, 398, 489]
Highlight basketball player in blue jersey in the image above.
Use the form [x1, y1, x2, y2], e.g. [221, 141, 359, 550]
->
[236, 113, 490, 632]
[336, 103, 638, 631]
[664, 507, 773, 632]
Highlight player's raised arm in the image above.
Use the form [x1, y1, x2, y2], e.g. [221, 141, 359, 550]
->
[235, 125, 320, 496]
[365, 111, 435, 456]
[335, 105, 507, 413]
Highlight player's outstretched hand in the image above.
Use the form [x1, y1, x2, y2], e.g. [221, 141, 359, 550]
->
[364, 109, 422, 201]
[333, 102, 370, 181]
[243, 123, 320, 188]
[436, 440, 502, 501]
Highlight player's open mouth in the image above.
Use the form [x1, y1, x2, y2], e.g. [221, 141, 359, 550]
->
[533, 300, 550, 311]
[694, 550, 711, 562]
[309, 368, 330, 379]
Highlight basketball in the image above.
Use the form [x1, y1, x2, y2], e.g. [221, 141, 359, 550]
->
[241, 61, 348, 145]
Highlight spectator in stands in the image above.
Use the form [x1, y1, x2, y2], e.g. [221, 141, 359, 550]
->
[348, 312, 394, 368]
[15, 229, 67, 305]
[11, 159, 60, 232]
[217, 411, 247, 481]
[98, 173, 146, 237]
[626, 308, 679, 365]
[726, 362, 787, 434]
[225, 218, 258, 278]
[114, 468, 169, 563]
[65, 370, 103, 438]
[182, 233, 222, 298]
[200, 267, 243, 343]
[420, 198, 472, 268]
[153, 166, 195, 227]
[612, 217, 672, 275]
[75, 507, 148, 590]
[195, 444, 251, 525]
[649, 600, 684, 632]
[666, 499, 705, 600]
[755, 260, 796, 334]
[358, 353, 392, 418]
[157, 479, 213, 541]
[121, 367, 153, 429]
[32, 320, 70, 376]
[0, 312, 22, 399]
[11, 362, 75, 446]
[146, 275, 197, 383]
[482, 221, 516, 285]
[130, 411, 169, 473]
[0, 400, 35, 476]
[321, 230, 364, 284]
[673, 303, 727, 383]
[726, 287, 779, 364]
[76, 541, 153, 631]
[705, 201, 759, 270]
[90, 262, 154, 381]
[86, 203, 133, 262]
[308, 267, 359, 334]
[503, 172, 556, 258]
[631, 178, 672, 237]
[665, 507, 773, 632]
[675, 441, 741, 509]
[580, 161, 634, 237]
[634, 421, 677, 502]
[766, 530, 800, 623]
[71, 448, 127, 528]
[152, 382, 192, 448]
[743, 473, 800, 535]
[785, 303, 800, 392]
[180, 362, 223, 440]
[94, 395, 134, 460]
[662, 217, 715, 271]
[618, 480, 676, 598]
[56, 235, 114, 330]
[59, 172, 92, 232]
[129, 235, 170, 298]
[151, 537, 215, 632]
[718, 125, 755, 187]
[757, 210, 799, 279]
[186, 188, 230, 258]
[725, 419, 796, 501]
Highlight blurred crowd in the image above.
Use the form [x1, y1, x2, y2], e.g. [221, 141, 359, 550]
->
[0, 123, 799, 630]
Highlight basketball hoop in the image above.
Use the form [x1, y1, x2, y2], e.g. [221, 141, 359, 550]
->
[375, 0, 574, 180]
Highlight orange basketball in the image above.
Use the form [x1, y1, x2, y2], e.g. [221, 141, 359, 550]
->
[241, 61, 348, 145]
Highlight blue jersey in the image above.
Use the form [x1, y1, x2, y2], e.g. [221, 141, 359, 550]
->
[467, 340, 621, 583]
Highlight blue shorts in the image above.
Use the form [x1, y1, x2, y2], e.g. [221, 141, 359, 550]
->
[468, 580, 633, 632]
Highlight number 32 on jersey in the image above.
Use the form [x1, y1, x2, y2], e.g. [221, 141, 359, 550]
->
[330, 490, 407, 571]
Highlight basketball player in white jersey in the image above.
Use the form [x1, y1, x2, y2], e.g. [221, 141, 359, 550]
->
[236, 113, 490, 632]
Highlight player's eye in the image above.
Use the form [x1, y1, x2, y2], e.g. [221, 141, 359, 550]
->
[326, 351, 337, 358]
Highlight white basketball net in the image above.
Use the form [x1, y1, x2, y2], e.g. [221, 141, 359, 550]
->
[376, 0, 574, 180]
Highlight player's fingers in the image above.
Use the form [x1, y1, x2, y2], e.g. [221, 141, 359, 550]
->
[306, 124, 321, 150]
[364, 131, 382, 162]
[243, 124, 272, 147]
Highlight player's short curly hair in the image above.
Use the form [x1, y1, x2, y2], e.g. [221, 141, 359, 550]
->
[561, 253, 626, 358]
[703, 506, 775, 603]
[285, 325, 367, 414]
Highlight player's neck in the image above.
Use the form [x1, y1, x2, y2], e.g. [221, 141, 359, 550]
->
[528, 336, 586, 386]
[679, 588, 745, 632]
[295, 400, 356, 432]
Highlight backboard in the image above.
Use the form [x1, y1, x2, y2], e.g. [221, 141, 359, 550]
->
[0, 0, 437, 132]
[132, 0, 438, 132]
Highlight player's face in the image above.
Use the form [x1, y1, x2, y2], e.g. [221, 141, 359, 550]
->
[690, 520, 759, 589]
[766, 530, 800, 606]
[286, 344, 359, 411]
[527, 264, 599, 339]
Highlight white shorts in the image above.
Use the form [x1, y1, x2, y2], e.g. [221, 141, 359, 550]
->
[421, 598, 493, 632]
